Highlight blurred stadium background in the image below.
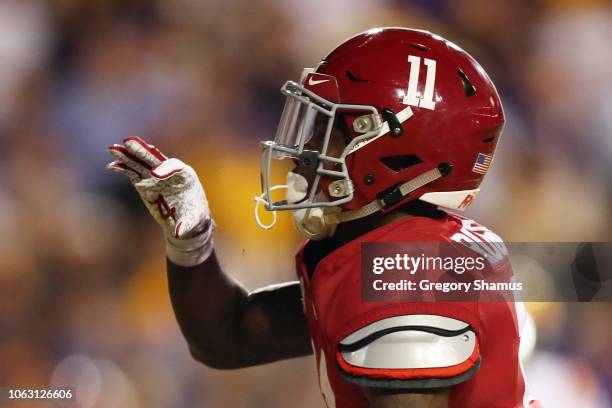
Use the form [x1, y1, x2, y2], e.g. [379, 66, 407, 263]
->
[0, 0, 611, 407]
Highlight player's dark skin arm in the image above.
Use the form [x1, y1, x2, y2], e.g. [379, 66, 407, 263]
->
[168, 206, 450, 407]
[167, 252, 313, 369]
[364, 388, 450, 408]
[167, 196, 449, 408]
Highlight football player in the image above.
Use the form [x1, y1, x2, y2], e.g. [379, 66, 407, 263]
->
[107, 28, 540, 407]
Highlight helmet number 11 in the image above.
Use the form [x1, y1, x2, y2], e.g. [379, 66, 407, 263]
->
[402, 55, 437, 110]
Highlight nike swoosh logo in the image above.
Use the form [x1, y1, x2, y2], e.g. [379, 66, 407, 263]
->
[308, 78, 330, 86]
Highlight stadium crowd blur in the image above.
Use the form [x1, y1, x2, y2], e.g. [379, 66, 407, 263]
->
[0, 0, 611, 407]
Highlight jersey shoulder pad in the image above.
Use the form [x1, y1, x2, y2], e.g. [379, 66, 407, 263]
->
[336, 314, 481, 389]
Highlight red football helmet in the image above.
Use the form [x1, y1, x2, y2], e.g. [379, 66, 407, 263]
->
[259, 28, 504, 231]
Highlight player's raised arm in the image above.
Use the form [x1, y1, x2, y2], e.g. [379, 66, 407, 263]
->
[106, 136, 312, 369]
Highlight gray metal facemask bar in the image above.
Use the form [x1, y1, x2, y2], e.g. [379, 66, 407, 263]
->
[259, 80, 382, 211]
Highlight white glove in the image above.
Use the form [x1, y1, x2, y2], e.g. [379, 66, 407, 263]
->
[106, 136, 214, 266]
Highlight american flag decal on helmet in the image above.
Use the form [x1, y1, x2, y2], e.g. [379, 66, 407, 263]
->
[472, 153, 492, 174]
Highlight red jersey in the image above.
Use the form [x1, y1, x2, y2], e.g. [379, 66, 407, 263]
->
[295, 212, 538, 408]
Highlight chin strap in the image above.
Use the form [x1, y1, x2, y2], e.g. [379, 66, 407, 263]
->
[254, 185, 287, 230]
[324, 166, 447, 225]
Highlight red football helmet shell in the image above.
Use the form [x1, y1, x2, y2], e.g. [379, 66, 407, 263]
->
[307, 28, 504, 211]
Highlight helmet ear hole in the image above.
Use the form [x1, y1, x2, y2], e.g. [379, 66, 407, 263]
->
[379, 155, 423, 172]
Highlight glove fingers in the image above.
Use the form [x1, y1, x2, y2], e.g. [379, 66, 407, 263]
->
[106, 161, 141, 183]
[123, 136, 167, 168]
[108, 144, 151, 177]
[151, 158, 186, 180]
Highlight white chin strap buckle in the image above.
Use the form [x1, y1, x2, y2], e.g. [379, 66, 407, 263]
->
[254, 172, 310, 231]
[253, 186, 285, 230]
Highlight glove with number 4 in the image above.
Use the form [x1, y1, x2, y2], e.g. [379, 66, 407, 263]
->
[107, 136, 214, 266]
